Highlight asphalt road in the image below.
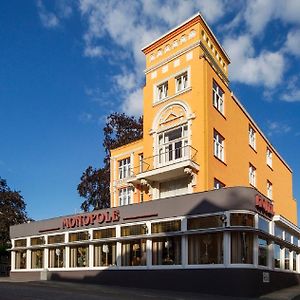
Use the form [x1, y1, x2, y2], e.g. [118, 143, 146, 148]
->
[0, 281, 254, 300]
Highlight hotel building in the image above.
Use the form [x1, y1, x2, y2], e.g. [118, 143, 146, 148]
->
[10, 13, 300, 297]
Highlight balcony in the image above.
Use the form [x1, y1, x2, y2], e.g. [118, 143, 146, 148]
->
[128, 145, 199, 183]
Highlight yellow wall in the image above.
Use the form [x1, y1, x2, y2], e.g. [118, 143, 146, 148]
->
[109, 14, 297, 224]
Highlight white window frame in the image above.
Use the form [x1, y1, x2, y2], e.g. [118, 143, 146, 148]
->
[249, 164, 256, 187]
[214, 178, 225, 189]
[118, 157, 131, 179]
[267, 180, 273, 199]
[213, 81, 224, 114]
[266, 148, 272, 168]
[156, 81, 168, 102]
[118, 187, 132, 206]
[213, 130, 224, 162]
[249, 126, 256, 150]
[175, 71, 188, 93]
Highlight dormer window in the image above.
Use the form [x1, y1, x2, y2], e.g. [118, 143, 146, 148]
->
[175, 71, 188, 92]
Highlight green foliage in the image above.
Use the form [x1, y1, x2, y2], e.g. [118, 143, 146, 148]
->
[78, 112, 143, 212]
[0, 178, 28, 249]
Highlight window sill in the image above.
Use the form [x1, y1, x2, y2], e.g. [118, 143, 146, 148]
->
[249, 144, 257, 153]
[214, 155, 227, 166]
[213, 105, 226, 120]
[153, 86, 192, 107]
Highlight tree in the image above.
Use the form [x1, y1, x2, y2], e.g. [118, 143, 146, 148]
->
[78, 112, 143, 211]
[0, 178, 28, 249]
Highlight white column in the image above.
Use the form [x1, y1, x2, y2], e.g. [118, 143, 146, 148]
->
[26, 237, 31, 269]
[44, 235, 48, 269]
[65, 232, 70, 268]
[146, 221, 152, 268]
[11, 251, 16, 271]
[89, 229, 94, 268]
[268, 243, 274, 269]
[116, 225, 121, 267]
[181, 218, 187, 267]
[223, 232, 230, 266]
[253, 235, 258, 267]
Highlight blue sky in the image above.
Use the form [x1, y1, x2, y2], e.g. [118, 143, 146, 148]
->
[1, 0, 300, 222]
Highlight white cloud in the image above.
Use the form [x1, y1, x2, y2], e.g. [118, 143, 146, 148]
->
[223, 35, 285, 88]
[281, 76, 300, 102]
[267, 120, 291, 136]
[79, 112, 93, 123]
[121, 88, 143, 117]
[284, 29, 300, 57]
[37, 0, 59, 28]
[84, 45, 102, 58]
[243, 0, 300, 36]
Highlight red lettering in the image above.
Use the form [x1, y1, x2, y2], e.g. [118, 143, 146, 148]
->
[91, 214, 97, 225]
[106, 211, 112, 223]
[69, 217, 76, 228]
[97, 213, 105, 224]
[62, 218, 70, 229]
[83, 215, 91, 226]
[112, 210, 120, 222]
[255, 194, 274, 217]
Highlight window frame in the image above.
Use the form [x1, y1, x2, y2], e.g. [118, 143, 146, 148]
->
[118, 186, 133, 206]
[249, 125, 256, 150]
[267, 180, 273, 199]
[266, 147, 272, 168]
[213, 80, 224, 114]
[213, 130, 225, 162]
[249, 164, 256, 187]
[118, 157, 131, 180]
[156, 81, 168, 102]
[175, 71, 189, 93]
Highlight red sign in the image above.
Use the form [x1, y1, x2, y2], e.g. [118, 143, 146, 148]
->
[255, 195, 274, 217]
[62, 210, 120, 229]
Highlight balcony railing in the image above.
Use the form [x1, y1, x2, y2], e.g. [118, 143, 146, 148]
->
[128, 145, 198, 178]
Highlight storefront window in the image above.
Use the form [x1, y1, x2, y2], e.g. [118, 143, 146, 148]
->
[293, 236, 299, 246]
[293, 252, 297, 271]
[258, 217, 269, 233]
[15, 239, 26, 248]
[48, 234, 65, 244]
[152, 236, 181, 265]
[49, 247, 65, 268]
[274, 243, 281, 268]
[121, 224, 147, 236]
[230, 213, 254, 227]
[121, 239, 146, 266]
[31, 237, 45, 246]
[15, 250, 26, 269]
[151, 220, 181, 233]
[285, 249, 290, 270]
[69, 231, 89, 242]
[187, 215, 223, 230]
[188, 233, 223, 264]
[231, 232, 253, 264]
[93, 228, 116, 239]
[31, 249, 44, 269]
[258, 238, 268, 266]
[70, 245, 89, 267]
[285, 232, 292, 243]
[275, 225, 283, 239]
[94, 242, 116, 266]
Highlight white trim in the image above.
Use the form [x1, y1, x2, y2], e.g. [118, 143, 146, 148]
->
[141, 12, 230, 62]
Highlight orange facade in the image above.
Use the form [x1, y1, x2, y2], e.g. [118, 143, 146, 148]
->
[110, 13, 297, 224]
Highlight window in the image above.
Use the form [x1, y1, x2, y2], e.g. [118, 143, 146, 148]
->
[214, 178, 225, 189]
[69, 231, 89, 242]
[151, 220, 181, 233]
[70, 245, 89, 268]
[293, 252, 297, 271]
[249, 126, 256, 149]
[188, 233, 223, 265]
[214, 130, 224, 161]
[266, 147, 272, 167]
[187, 215, 223, 230]
[175, 71, 188, 92]
[157, 125, 188, 166]
[15, 250, 26, 269]
[231, 232, 253, 264]
[121, 239, 146, 266]
[119, 187, 132, 206]
[258, 238, 268, 266]
[14, 239, 26, 248]
[267, 180, 273, 199]
[231, 213, 255, 227]
[152, 236, 181, 265]
[274, 244, 281, 268]
[118, 157, 131, 179]
[249, 164, 256, 187]
[275, 225, 283, 239]
[213, 81, 224, 114]
[157, 81, 168, 101]
[31, 249, 44, 269]
[48, 234, 65, 244]
[93, 228, 116, 239]
[31, 237, 45, 246]
[258, 216, 269, 233]
[94, 242, 116, 267]
[285, 248, 290, 270]
[121, 224, 147, 236]
[49, 247, 65, 268]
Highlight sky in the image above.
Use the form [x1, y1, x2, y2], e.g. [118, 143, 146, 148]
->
[0, 0, 300, 223]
